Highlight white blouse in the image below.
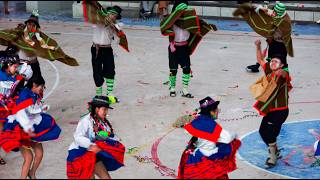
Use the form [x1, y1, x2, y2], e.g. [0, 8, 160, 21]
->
[92, 24, 119, 45]
[68, 114, 115, 150]
[187, 128, 236, 157]
[7, 98, 44, 133]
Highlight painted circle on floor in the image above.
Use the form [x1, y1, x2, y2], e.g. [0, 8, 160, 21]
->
[238, 119, 320, 179]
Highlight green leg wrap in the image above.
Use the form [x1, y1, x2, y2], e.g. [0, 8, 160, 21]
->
[105, 78, 115, 96]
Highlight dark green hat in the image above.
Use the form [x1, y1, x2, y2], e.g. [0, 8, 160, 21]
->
[105, 5, 122, 20]
[274, 2, 286, 17]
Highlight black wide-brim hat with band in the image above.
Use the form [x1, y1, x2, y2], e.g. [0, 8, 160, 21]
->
[105, 5, 122, 20]
[90, 96, 113, 109]
[0, 54, 22, 65]
[25, 15, 40, 29]
[199, 96, 220, 114]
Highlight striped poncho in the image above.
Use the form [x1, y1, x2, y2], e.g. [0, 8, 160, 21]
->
[233, 3, 293, 57]
[254, 63, 293, 116]
[82, 0, 129, 52]
[160, 3, 217, 55]
[0, 25, 79, 66]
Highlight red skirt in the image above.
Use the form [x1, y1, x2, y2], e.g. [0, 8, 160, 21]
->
[67, 139, 125, 179]
[0, 99, 15, 123]
[178, 139, 241, 179]
[0, 125, 33, 153]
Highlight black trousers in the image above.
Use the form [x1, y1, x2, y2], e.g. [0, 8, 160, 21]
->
[168, 45, 191, 76]
[259, 109, 289, 145]
[268, 40, 287, 59]
[30, 59, 43, 80]
[91, 46, 115, 87]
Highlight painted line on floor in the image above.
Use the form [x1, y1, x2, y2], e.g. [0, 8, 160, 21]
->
[43, 61, 60, 100]
[237, 119, 320, 179]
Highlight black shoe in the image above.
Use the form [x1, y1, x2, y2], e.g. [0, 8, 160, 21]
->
[246, 63, 260, 73]
[264, 157, 276, 169]
[181, 91, 194, 98]
[170, 91, 176, 97]
[114, 97, 120, 103]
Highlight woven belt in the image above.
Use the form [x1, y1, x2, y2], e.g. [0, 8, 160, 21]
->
[170, 41, 188, 53]
[174, 41, 188, 46]
[92, 43, 111, 48]
[92, 43, 112, 59]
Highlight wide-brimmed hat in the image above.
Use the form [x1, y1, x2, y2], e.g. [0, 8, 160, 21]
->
[25, 14, 40, 29]
[90, 95, 114, 109]
[0, 54, 21, 65]
[199, 96, 220, 114]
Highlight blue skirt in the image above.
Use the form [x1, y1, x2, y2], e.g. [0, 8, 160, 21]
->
[3, 113, 61, 142]
[67, 138, 125, 172]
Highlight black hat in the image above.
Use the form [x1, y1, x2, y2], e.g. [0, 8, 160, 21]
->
[271, 53, 287, 67]
[5, 44, 18, 55]
[199, 96, 220, 115]
[25, 13, 40, 29]
[90, 96, 113, 109]
[105, 5, 122, 20]
[0, 54, 21, 65]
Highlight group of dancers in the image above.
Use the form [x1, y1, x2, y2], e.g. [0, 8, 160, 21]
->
[0, 0, 319, 179]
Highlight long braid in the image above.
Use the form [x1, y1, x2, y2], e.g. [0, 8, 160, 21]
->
[187, 136, 198, 150]
[105, 119, 114, 134]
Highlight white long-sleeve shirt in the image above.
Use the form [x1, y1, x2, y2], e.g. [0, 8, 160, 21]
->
[92, 24, 119, 45]
[173, 24, 190, 42]
[68, 114, 115, 151]
[18, 50, 37, 61]
[187, 128, 236, 157]
[7, 98, 44, 133]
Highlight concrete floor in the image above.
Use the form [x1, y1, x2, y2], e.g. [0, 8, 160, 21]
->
[0, 18, 320, 179]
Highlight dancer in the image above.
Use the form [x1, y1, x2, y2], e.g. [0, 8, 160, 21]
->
[178, 96, 241, 179]
[67, 95, 125, 179]
[0, 76, 61, 178]
[233, 2, 293, 73]
[0, 51, 28, 166]
[83, 1, 129, 98]
[253, 39, 292, 168]
[160, 1, 217, 98]
[0, 11, 79, 70]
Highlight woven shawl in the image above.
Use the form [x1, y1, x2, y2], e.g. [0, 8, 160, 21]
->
[0, 26, 79, 66]
[233, 3, 293, 57]
[160, 5, 217, 55]
[82, 0, 129, 52]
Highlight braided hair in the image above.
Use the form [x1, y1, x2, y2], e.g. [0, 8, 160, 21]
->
[88, 101, 114, 134]
[187, 136, 198, 150]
